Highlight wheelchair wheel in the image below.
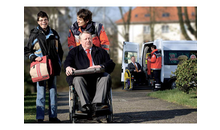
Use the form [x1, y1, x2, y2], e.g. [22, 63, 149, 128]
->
[129, 80, 134, 90]
[106, 89, 113, 123]
[124, 69, 135, 90]
[69, 86, 77, 123]
[125, 80, 133, 90]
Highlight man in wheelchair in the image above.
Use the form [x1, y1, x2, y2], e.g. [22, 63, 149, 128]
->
[64, 31, 115, 116]
[127, 56, 145, 86]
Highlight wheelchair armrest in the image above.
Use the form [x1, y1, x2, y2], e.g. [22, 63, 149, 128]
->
[72, 68, 105, 76]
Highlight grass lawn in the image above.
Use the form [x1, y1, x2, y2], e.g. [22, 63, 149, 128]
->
[24, 93, 49, 123]
[147, 89, 197, 108]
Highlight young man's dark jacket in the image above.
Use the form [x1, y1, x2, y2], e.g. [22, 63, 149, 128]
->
[64, 44, 115, 86]
[24, 26, 63, 75]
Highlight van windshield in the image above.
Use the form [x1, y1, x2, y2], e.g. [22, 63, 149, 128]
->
[124, 51, 138, 64]
[164, 50, 197, 65]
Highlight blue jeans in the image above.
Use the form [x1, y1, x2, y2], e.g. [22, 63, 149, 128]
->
[36, 76, 57, 120]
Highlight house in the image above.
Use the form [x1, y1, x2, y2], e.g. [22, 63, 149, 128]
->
[115, 7, 196, 63]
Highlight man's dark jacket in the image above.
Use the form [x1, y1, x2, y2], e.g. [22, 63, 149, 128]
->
[127, 62, 142, 73]
[64, 44, 115, 86]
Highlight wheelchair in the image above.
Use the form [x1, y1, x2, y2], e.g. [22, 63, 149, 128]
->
[123, 69, 134, 90]
[68, 68, 113, 123]
[123, 69, 147, 90]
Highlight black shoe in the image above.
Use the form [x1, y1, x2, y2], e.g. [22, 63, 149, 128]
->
[94, 103, 109, 109]
[81, 105, 91, 113]
[49, 117, 61, 123]
[92, 103, 110, 117]
[37, 119, 44, 123]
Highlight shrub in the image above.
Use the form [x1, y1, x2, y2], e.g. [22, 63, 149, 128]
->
[178, 55, 188, 65]
[173, 58, 197, 94]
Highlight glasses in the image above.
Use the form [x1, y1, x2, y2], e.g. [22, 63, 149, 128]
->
[38, 19, 48, 22]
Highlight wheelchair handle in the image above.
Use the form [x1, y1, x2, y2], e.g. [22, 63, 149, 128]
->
[72, 68, 105, 76]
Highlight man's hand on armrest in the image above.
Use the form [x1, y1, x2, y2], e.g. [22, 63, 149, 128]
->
[66, 66, 76, 76]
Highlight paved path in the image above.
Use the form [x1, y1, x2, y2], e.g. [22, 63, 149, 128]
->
[44, 88, 197, 123]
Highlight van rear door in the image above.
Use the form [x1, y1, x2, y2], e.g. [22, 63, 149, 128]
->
[121, 42, 139, 82]
[153, 39, 164, 83]
[140, 42, 153, 79]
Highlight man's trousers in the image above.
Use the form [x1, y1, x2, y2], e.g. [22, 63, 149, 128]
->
[152, 70, 161, 89]
[72, 72, 111, 107]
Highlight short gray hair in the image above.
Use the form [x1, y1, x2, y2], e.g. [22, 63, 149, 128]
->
[131, 56, 135, 59]
[79, 31, 92, 40]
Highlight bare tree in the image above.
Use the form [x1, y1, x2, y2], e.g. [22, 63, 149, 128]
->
[119, 7, 132, 42]
[177, 7, 197, 40]
[104, 7, 132, 51]
[149, 7, 155, 41]
[184, 7, 197, 39]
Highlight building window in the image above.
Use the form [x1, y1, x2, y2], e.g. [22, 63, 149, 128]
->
[191, 12, 195, 16]
[135, 14, 138, 17]
[145, 14, 150, 17]
[162, 25, 169, 33]
[162, 13, 170, 17]
[144, 25, 150, 34]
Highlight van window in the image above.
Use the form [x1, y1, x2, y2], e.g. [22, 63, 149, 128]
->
[164, 50, 197, 65]
[124, 51, 138, 64]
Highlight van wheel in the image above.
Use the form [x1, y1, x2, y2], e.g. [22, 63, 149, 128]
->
[170, 80, 176, 89]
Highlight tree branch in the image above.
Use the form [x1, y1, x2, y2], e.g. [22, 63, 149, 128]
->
[177, 7, 191, 40]
[184, 7, 196, 38]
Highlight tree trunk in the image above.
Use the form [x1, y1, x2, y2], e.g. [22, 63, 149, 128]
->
[184, 7, 197, 39]
[149, 7, 155, 41]
[177, 7, 191, 40]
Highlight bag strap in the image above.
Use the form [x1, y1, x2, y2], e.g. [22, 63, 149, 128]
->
[37, 32, 51, 56]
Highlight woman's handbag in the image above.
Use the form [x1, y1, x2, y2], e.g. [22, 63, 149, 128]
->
[29, 55, 53, 83]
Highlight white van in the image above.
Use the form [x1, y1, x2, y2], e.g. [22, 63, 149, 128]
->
[121, 39, 197, 89]
[121, 42, 139, 82]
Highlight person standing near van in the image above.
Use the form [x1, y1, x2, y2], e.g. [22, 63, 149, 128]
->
[24, 11, 63, 122]
[149, 45, 162, 91]
[68, 8, 110, 53]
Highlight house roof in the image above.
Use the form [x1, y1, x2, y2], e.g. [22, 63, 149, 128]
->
[115, 7, 196, 24]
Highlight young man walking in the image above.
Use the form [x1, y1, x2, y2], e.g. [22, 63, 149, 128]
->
[24, 11, 63, 123]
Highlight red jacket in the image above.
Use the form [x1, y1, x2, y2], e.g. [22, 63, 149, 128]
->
[68, 21, 110, 52]
[150, 49, 162, 70]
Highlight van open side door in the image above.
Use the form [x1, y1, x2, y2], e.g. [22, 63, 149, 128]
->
[141, 42, 153, 79]
[121, 42, 139, 82]
[153, 39, 164, 83]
